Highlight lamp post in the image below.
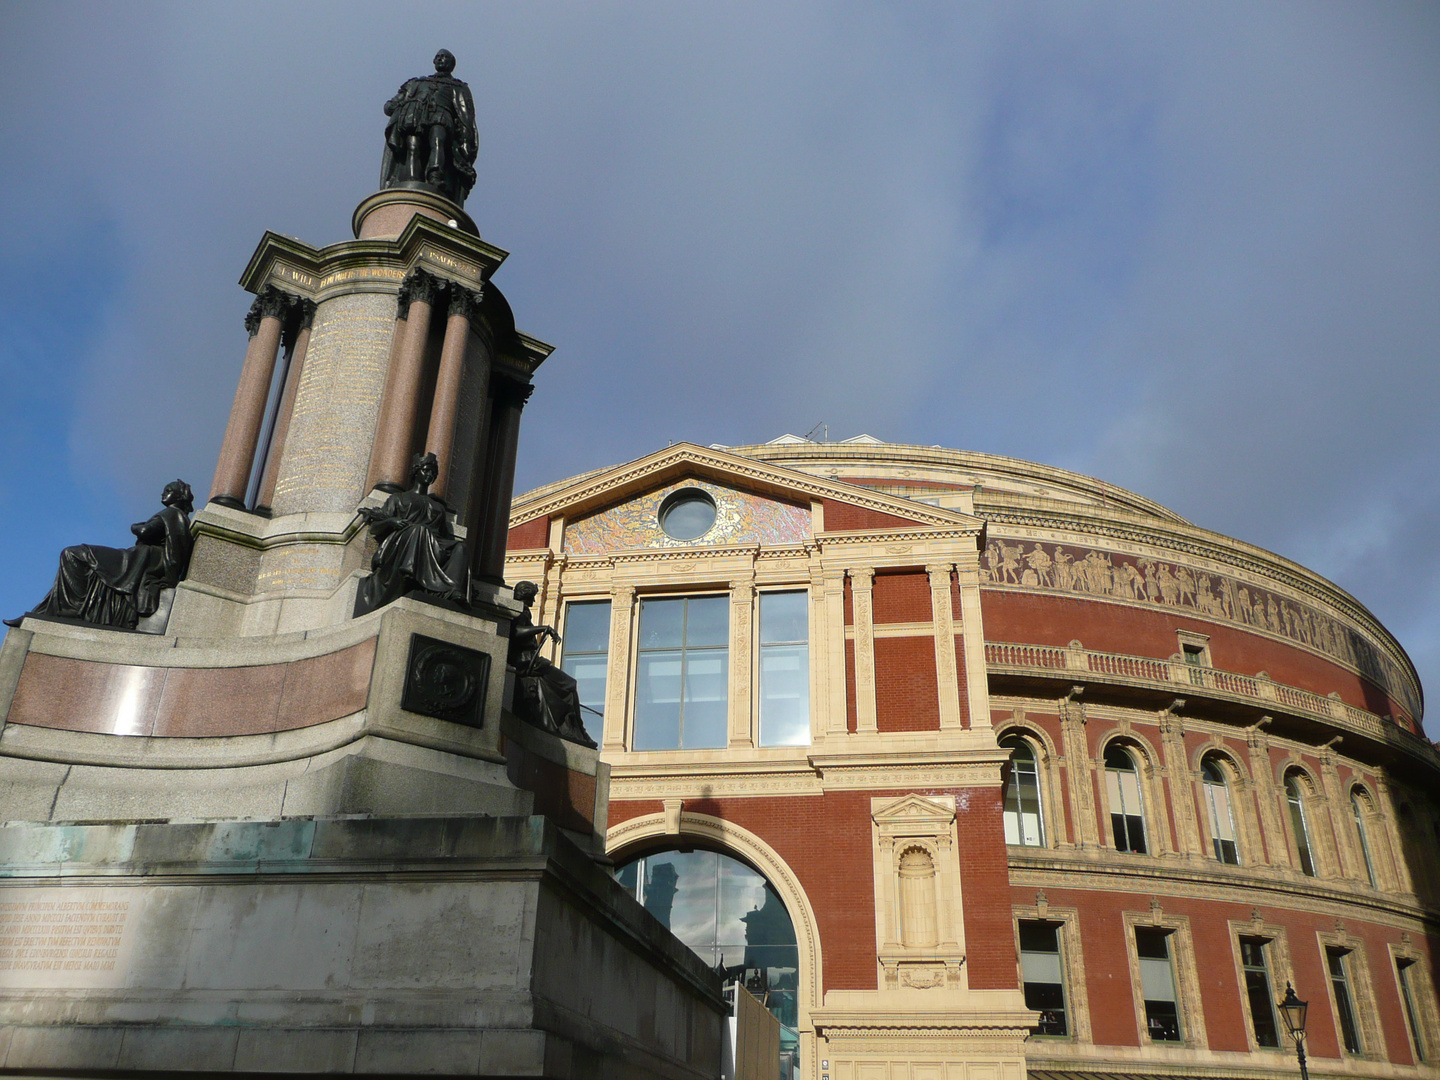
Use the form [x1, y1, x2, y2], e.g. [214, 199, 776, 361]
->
[1278, 982, 1310, 1080]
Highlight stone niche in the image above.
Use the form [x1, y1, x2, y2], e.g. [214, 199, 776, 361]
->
[0, 815, 724, 1077]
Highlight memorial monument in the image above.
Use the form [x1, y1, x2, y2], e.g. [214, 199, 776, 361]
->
[0, 53, 724, 1077]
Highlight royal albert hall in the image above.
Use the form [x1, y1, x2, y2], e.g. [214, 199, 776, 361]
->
[503, 435, 1437, 1080]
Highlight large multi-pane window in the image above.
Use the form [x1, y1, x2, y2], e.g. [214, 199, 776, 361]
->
[1202, 757, 1240, 864]
[1328, 947, 1363, 1054]
[1002, 736, 1045, 847]
[1397, 957, 1427, 1062]
[1018, 920, 1068, 1036]
[615, 850, 799, 1068]
[1351, 790, 1378, 887]
[1239, 937, 1281, 1048]
[559, 600, 611, 746]
[1105, 745, 1148, 854]
[758, 591, 810, 747]
[633, 595, 729, 750]
[1135, 927, 1182, 1042]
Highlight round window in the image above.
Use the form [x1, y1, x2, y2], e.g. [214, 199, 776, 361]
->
[658, 488, 717, 541]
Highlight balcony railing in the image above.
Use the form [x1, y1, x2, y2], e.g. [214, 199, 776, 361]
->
[985, 640, 1428, 755]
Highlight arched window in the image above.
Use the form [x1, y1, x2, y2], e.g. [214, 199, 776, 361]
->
[1201, 756, 1239, 865]
[1351, 789, 1378, 887]
[615, 848, 799, 1068]
[1105, 745, 1148, 854]
[1285, 772, 1317, 877]
[1001, 735, 1045, 847]
[897, 847, 939, 948]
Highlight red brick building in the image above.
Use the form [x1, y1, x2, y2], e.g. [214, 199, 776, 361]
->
[507, 436, 1437, 1080]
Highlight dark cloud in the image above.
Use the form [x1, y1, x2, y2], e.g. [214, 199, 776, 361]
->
[0, 2, 1435, 715]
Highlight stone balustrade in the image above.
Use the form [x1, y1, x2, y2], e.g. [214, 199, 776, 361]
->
[984, 640, 1432, 761]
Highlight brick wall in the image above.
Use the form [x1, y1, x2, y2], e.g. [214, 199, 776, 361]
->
[874, 636, 940, 732]
[507, 516, 549, 550]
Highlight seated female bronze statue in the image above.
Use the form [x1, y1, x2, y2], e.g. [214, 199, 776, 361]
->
[354, 452, 468, 616]
[6, 480, 194, 630]
[508, 580, 597, 748]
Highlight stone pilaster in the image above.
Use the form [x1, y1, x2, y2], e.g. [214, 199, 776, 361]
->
[728, 576, 756, 748]
[850, 567, 878, 735]
[602, 584, 636, 752]
[1318, 745, 1353, 879]
[955, 558, 991, 729]
[823, 568, 848, 737]
[1160, 710, 1203, 856]
[808, 561, 829, 743]
[927, 563, 963, 731]
[1060, 694, 1099, 847]
[1246, 723, 1287, 868]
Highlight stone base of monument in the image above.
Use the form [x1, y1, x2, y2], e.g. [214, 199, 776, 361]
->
[0, 595, 724, 1077]
[0, 815, 724, 1077]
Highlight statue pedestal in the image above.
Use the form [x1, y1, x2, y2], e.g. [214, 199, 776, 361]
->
[0, 816, 725, 1076]
[353, 187, 477, 240]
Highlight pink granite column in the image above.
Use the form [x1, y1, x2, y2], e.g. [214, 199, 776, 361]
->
[254, 300, 317, 512]
[426, 285, 483, 499]
[366, 270, 440, 491]
[210, 288, 293, 509]
[470, 378, 533, 586]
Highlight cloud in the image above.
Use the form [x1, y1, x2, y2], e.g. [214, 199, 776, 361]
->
[0, 1, 1435, 712]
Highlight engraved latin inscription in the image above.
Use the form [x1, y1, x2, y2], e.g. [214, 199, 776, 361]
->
[0, 893, 132, 985]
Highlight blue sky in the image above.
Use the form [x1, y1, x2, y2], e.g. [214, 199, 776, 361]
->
[1, 2, 1436, 720]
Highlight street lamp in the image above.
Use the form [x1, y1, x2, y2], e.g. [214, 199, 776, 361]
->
[1278, 983, 1310, 1080]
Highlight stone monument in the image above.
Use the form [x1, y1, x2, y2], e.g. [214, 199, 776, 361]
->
[0, 53, 724, 1078]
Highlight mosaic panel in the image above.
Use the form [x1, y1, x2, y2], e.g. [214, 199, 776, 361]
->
[982, 537, 1420, 720]
[563, 480, 810, 553]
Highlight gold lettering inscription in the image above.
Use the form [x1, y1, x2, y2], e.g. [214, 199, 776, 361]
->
[317, 267, 406, 289]
[419, 248, 480, 280]
[0, 899, 130, 973]
[271, 265, 315, 288]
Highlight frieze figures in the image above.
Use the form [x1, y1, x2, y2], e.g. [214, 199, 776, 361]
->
[979, 537, 1416, 718]
[354, 452, 468, 617]
[6, 481, 194, 631]
[507, 581, 597, 748]
[379, 49, 479, 206]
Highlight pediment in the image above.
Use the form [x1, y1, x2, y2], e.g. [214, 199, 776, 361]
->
[871, 793, 957, 827]
[511, 443, 985, 541]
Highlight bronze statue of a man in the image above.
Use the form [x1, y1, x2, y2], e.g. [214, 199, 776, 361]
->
[380, 49, 479, 206]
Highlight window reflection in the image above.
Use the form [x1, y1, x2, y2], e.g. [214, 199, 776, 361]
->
[615, 849, 800, 1062]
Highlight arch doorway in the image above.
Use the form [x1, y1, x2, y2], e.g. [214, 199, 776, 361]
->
[615, 848, 800, 1072]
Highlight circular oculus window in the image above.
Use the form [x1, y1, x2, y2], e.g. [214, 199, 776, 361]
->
[658, 488, 718, 541]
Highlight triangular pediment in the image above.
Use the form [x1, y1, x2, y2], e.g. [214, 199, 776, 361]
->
[510, 443, 985, 538]
[871, 793, 957, 827]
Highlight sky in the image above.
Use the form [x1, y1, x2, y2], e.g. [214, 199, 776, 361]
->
[1, 3, 1436, 721]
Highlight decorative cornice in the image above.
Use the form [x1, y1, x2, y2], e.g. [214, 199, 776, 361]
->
[510, 442, 986, 533]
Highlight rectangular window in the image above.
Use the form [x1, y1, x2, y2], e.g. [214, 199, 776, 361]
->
[1240, 937, 1281, 1048]
[1019, 920, 1069, 1036]
[633, 595, 729, 750]
[758, 591, 810, 747]
[1328, 947, 1363, 1054]
[1105, 762, 1147, 853]
[559, 600, 611, 746]
[1136, 927, 1182, 1042]
[1397, 958, 1427, 1062]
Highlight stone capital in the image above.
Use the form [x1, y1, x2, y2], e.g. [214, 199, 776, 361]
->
[396, 268, 444, 319]
[448, 284, 484, 322]
[243, 285, 298, 338]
